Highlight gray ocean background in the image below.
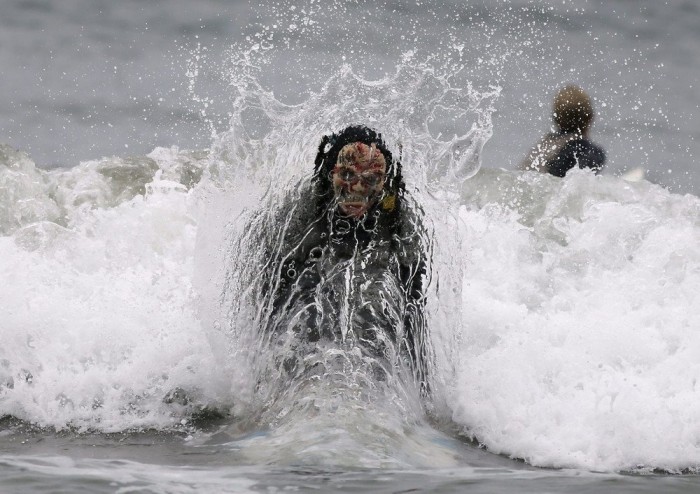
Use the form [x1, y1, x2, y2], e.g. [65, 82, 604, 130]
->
[1, 0, 698, 194]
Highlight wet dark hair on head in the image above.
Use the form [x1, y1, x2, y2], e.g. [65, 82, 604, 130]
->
[313, 125, 404, 203]
[552, 85, 594, 134]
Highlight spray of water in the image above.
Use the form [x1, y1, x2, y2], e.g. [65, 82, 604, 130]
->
[5, 0, 699, 473]
[187, 46, 500, 450]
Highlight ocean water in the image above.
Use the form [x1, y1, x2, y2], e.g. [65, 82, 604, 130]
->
[2, 0, 700, 492]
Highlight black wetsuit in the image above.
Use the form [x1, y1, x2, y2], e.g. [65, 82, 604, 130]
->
[546, 136, 606, 177]
[252, 182, 430, 389]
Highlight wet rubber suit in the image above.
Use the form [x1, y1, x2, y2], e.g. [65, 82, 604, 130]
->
[521, 132, 606, 177]
[545, 133, 605, 177]
[545, 132, 606, 177]
[251, 126, 431, 393]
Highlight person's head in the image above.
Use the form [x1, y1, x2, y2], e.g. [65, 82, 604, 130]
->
[314, 125, 404, 219]
[331, 141, 386, 218]
[552, 85, 594, 135]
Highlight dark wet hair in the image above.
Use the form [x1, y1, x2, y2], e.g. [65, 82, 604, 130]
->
[313, 125, 405, 205]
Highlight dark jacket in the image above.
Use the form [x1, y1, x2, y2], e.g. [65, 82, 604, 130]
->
[546, 135, 606, 177]
[520, 131, 606, 177]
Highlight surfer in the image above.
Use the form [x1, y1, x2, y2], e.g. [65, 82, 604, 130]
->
[520, 85, 606, 177]
[244, 125, 431, 393]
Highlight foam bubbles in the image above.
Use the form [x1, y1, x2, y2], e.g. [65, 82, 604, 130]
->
[0, 149, 227, 431]
[449, 168, 700, 471]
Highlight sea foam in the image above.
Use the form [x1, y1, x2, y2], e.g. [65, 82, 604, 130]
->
[449, 168, 700, 471]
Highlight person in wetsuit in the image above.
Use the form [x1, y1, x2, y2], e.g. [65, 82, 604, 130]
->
[520, 85, 606, 177]
[249, 125, 431, 392]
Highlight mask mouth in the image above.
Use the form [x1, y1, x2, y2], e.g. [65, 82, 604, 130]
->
[337, 198, 371, 218]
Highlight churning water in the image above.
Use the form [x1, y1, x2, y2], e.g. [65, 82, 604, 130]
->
[2, 0, 700, 492]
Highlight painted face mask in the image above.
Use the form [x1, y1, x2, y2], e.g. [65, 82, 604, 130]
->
[331, 142, 387, 218]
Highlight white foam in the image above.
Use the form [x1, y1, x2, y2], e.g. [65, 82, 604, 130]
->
[0, 153, 228, 431]
[3, 51, 700, 471]
[447, 168, 700, 471]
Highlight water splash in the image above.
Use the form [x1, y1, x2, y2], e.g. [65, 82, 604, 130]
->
[3, 0, 699, 474]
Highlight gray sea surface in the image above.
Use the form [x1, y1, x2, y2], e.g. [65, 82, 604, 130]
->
[1, 0, 699, 193]
[1, 422, 699, 494]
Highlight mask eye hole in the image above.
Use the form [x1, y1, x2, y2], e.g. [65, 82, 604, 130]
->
[340, 170, 356, 182]
[361, 174, 382, 187]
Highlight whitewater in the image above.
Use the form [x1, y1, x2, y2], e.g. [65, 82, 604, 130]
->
[2, 81, 700, 474]
[2, 0, 700, 492]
